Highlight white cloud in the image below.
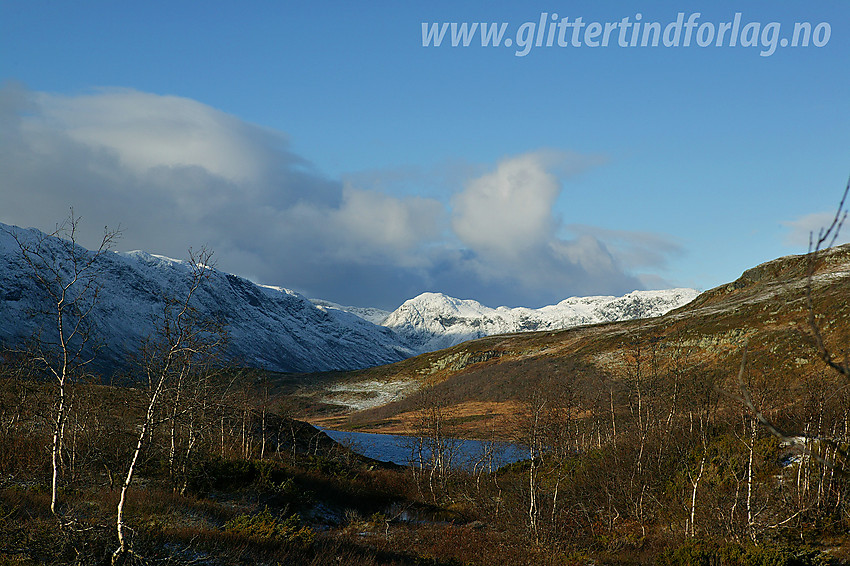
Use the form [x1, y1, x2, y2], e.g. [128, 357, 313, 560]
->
[445, 151, 685, 301]
[566, 224, 685, 271]
[0, 85, 685, 309]
[332, 185, 445, 264]
[34, 89, 274, 182]
[452, 152, 559, 258]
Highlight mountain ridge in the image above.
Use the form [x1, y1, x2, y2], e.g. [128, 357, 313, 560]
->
[0, 223, 411, 373]
[381, 288, 700, 353]
[0, 221, 700, 374]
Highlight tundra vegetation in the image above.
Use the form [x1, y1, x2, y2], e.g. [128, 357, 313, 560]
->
[2, 187, 850, 565]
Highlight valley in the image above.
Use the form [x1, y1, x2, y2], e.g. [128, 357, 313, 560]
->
[3, 221, 850, 565]
[293, 243, 850, 440]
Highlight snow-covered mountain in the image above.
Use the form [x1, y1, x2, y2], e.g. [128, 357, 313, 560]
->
[0, 223, 411, 374]
[0, 221, 700, 374]
[382, 290, 700, 353]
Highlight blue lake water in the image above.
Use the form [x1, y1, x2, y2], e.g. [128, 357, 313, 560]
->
[319, 428, 528, 470]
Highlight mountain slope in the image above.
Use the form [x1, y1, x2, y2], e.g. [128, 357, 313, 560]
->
[382, 289, 699, 353]
[305, 245, 850, 436]
[309, 299, 391, 326]
[0, 223, 412, 373]
[0, 221, 700, 376]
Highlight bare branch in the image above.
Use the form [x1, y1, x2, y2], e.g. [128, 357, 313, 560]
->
[804, 177, 850, 378]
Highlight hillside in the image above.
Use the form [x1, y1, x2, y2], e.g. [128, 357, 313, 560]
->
[303, 244, 850, 436]
[0, 223, 412, 373]
[3, 234, 850, 565]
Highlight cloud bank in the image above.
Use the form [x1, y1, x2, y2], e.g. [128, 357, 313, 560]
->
[0, 84, 683, 309]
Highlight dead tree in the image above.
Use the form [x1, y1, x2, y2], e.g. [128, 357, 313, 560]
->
[737, 179, 850, 459]
[410, 387, 458, 501]
[805, 178, 850, 379]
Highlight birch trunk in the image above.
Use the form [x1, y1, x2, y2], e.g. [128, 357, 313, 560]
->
[688, 456, 706, 537]
[50, 377, 66, 516]
[746, 422, 756, 541]
[113, 381, 165, 564]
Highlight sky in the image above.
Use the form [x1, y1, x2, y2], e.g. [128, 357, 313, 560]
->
[1, 1, 848, 310]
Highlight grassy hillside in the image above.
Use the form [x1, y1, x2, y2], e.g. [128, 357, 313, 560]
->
[298, 244, 850, 438]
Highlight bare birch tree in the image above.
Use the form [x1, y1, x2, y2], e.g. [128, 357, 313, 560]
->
[112, 248, 224, 564]
[5, 210, 119, 516]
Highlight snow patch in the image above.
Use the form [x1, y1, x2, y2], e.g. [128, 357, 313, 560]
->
[322, 379, 419, 411]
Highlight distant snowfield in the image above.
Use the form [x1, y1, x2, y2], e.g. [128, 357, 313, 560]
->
[309, 299, 392, 326]
[313, 290, 701, 356]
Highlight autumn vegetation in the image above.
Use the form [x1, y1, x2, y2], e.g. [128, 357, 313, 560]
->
[2, 186, 850, 565]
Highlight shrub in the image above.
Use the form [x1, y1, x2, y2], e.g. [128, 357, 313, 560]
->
[223, 506, 315, 548]
[656, 540, 824, 566]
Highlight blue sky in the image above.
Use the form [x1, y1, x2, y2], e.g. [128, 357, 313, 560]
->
[1, 1, 848, 309]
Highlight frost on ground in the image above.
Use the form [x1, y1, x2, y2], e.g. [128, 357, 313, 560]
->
[321, 379, 419, 411]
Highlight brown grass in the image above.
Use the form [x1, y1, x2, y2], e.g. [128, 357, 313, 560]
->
[292, 244, 850, 440]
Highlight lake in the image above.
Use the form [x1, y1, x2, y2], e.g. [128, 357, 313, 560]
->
[319, 428, 528, 470]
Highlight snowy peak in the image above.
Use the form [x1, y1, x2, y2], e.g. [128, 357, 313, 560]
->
[383, 289, 700, 353]
[382, 292, 488, 327]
